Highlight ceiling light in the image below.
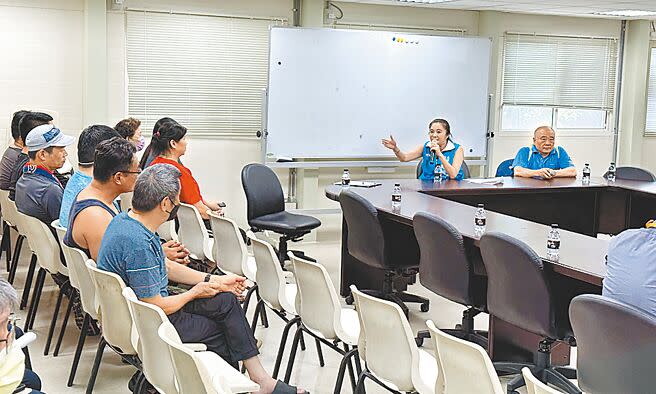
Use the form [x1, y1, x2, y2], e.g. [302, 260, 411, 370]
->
[396, 0, 456, 4]
[593, 10, 656, 17]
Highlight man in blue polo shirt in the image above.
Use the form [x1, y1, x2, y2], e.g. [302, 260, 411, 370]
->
[512, 126, 576, 179]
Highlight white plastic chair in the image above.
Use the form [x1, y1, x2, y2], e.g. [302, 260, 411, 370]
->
[0, 189, 16, 271]
[177, 203, 213, 262]
[523, 367, 566, 394]
[351, 285, 437, 394]
[426, 319, 502, 394]
[286, 253, 362, 392]
[119, 191, 133, 212]
[158, 321, 260, 394]
[86, 260, 140, 393]
[4, 196, 33, 288]
[157, 220, 178, 242]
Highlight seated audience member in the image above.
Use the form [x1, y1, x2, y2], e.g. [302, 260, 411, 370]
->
[58, 125, 120, 228]
[97, 164, 307, 394]
[114, 117, 145, 151]
[0, 278, 44, 394]
[602, 219, 656, 319]
[15, 124, 74, 225]
[139, 117, 178, 169]
[8, 112, 53, 200]
[512, 126, 576, 179]
[0, 110, 29, 190]
[146, 122, 223, 223]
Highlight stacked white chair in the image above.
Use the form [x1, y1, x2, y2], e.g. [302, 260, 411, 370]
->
[523, 367, 566, 394]
[177, 203, 213, 262]
[351, 285, 437, 394]
[4, 197, 36, 310]
[0, 189, 15, 271]
[285, 252, 362, 392]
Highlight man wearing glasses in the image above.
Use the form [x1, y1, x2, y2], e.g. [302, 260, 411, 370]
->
[511, 125, 577, 179]
[0, 278, 43, 393]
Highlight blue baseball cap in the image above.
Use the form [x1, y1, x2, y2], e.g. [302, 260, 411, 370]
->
[25, 124, 75, 152]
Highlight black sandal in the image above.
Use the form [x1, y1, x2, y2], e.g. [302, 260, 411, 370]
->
[272, 380, 310, 394]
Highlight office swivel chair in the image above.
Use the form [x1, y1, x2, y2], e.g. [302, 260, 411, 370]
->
[339, 189, 429, 316]
[241, 163, 321, 264]
[413, 212, 488, 348]
[495, 159, 514, 177]
[416, 159, 470, 179]
[479, 232, 580, 394]
[570, 294, 656, 394]
[603, 166, 656, 182]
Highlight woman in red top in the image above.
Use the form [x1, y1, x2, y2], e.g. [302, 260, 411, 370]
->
[147, 122, 224, 222]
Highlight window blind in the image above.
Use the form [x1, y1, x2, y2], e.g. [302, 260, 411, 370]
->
[646, 46, 656, 135]
[126, 10, 286, 137]
[502, 33, 618, 111]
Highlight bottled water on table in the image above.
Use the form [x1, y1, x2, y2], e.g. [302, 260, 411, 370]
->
[582, 163, 591, 184]
[391, 183, 402, 209]
[341, 169, 351, 186]
[434, 164, 445, 183]
[607, 162, 616, 182]
[474, 204, 486, 237]
[547, 224, 560, 261]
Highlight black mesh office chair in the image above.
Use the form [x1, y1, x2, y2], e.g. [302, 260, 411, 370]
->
[603, 166, 656, 182]
[339, 189, 429, 316]
[416, 159, 470, 179]
[241, 163, 321, 264]
[570, 294, 656, 394]
[412, 212, 487, 347]
[479, 232, 580, 394]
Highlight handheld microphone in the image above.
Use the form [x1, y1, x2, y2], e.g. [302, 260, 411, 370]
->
[429, 150, 436, 164]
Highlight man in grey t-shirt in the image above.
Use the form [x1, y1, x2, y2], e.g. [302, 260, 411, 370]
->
[0, 110, 28, 191]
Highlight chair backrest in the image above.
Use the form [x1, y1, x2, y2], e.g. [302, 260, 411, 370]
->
[156, 220, 177, 242]
[241, 163, 285, 223]
[177, 203, 211, 260]
[123, 288, 177, 394]
[522, 367, 563, 394]
[461, 160, 471, 179]
[290, 253, 341, 340]
[52, 220, 78, 289]
[9, 201, 27, 237]
[119, 192, 133, 212]
[416, 159, 423, 179]
[479, 232, 557, 338]
[21, 214, 66, 276]
[604, 166, 656, 182]
[208, 213, 247, 276]
[413, 212, 476, 306]
[338, 189, 386, 269]
[495, 159, 514, 177]
[0, 189, 16, 226]
[569, 294, 656, 394]
[86, 260, 137, 354]
[158, 321, 220, 394]
[427, 320, 503, 394]
[250, 235, 287, 311]
[69, 252, 99, 320]
[351, 285, 421, 392]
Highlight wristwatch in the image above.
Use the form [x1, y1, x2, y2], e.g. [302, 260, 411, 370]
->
[204, 273, 212, 282]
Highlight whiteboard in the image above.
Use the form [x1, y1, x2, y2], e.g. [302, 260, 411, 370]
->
[266, 27, 491, 159]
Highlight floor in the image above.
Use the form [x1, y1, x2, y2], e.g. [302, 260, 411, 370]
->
[6, 238, 574, 394]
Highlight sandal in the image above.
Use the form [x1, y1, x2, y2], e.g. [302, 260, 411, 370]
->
[272, 380, 310, 394]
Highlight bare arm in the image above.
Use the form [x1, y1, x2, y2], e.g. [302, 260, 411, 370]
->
[141, 290, 199, 315]
[166, 258, 206, 285]
[439, 147, 465, 179]
[381, 135, 423, 162]
[553, 167, 577, 178]
[193, 200, 212, 220]
[513, 166, 540, 178]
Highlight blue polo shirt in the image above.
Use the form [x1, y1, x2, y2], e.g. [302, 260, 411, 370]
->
[602, 228, 656, 319]
[511, 145, 574, 173]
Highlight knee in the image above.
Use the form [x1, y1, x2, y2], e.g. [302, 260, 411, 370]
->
[215, 291, 239, 307]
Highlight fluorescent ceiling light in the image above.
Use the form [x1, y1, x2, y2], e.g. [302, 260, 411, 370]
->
[593, 10, 656, 17]
[397, 0, 456, 4]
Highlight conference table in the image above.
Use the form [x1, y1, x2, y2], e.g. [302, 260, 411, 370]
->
[325, 176, 656, 364]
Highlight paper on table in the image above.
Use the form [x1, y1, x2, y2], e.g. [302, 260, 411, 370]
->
[466, 177, 504, 185]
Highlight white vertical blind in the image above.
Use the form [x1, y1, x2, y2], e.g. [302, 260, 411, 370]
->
[646, 47, 656, 135]
[502, 33, 618, 110]
[126, 10, 286, 137]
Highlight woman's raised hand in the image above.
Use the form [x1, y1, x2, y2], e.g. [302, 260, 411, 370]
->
[381, 135, 397, 150]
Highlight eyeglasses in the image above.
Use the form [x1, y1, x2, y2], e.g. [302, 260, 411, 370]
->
[113, 170, 142, 176]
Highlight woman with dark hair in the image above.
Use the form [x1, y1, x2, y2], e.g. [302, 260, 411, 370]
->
[382, 118, 465, 180]
[148, 122, 223, 221]
[114, 117, 144, 151]
[139, 117, 178, 169]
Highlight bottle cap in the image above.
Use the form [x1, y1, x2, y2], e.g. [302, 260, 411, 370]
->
[344, 169, 348, 171]
[585, 163, 590, 166]
[394, 183, 400, 186]
[551, 224, 558, 228]
[477, 203, 484, 208]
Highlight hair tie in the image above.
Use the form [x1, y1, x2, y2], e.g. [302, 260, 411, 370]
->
[153, 131, 160, 137]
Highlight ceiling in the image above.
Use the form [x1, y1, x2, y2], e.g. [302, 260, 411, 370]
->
[338, 0, 656, 19]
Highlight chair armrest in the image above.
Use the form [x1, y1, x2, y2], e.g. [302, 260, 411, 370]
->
[183, 343, 207, 352]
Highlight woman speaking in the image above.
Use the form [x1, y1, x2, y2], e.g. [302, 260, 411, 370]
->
[382, 118, 465, 181]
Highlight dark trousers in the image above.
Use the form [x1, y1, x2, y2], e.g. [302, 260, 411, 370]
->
[168, 292, 259, 368]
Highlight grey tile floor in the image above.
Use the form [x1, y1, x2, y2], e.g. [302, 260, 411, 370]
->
[7, 239, 573, 393]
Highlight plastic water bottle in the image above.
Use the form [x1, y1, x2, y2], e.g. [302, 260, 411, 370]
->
[474, 204, 486, 237]
[582, 163, 591, 184]
[434, 164, 445, 183]
[341, 169, 350, 186]
[547, 224, 560, 261]
[391, 183, 402, 209]
[607, 162, 616, 182]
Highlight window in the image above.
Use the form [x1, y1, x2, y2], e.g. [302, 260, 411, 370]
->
[501, 33, 618, 131]
[126, 10, 286, 137]
[646, 46, 656, 135]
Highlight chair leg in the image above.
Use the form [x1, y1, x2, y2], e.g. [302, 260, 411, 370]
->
[506, 373, 525, 393]
[283, 326, 304, 383]
[1, 221, 11, 272]
[27, 269, 47, 330]
[297, 319, 306, 351]
[272, 316, 300, 379]
[355, 370, 367, 394]
[86, 337, 107, 394]
[334, 346, 359, 394]
[44, 281, 68, 355]
[343, 343, 357, 391]
[24, 268, 45, 331]
[7, 234, 24, 284]
[68, 314, 90, 386]
[250, 300, 263, 336]
[315, 338, 325, 367]
[54, 289, 76, 356]
[260, 304, 269, 328]
[19, 254, 37, 310]
[242, 285, 256, 314]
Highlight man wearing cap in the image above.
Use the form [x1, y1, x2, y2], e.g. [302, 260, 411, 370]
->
[15, 123, 75, 225]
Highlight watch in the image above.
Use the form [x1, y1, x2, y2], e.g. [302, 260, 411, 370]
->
[204, 273, 212, 282]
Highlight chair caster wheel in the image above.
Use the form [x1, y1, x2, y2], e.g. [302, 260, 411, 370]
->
[345, 295, 354, 305]
[415, 337, 424, 347]
[420, 302, 429, 312]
